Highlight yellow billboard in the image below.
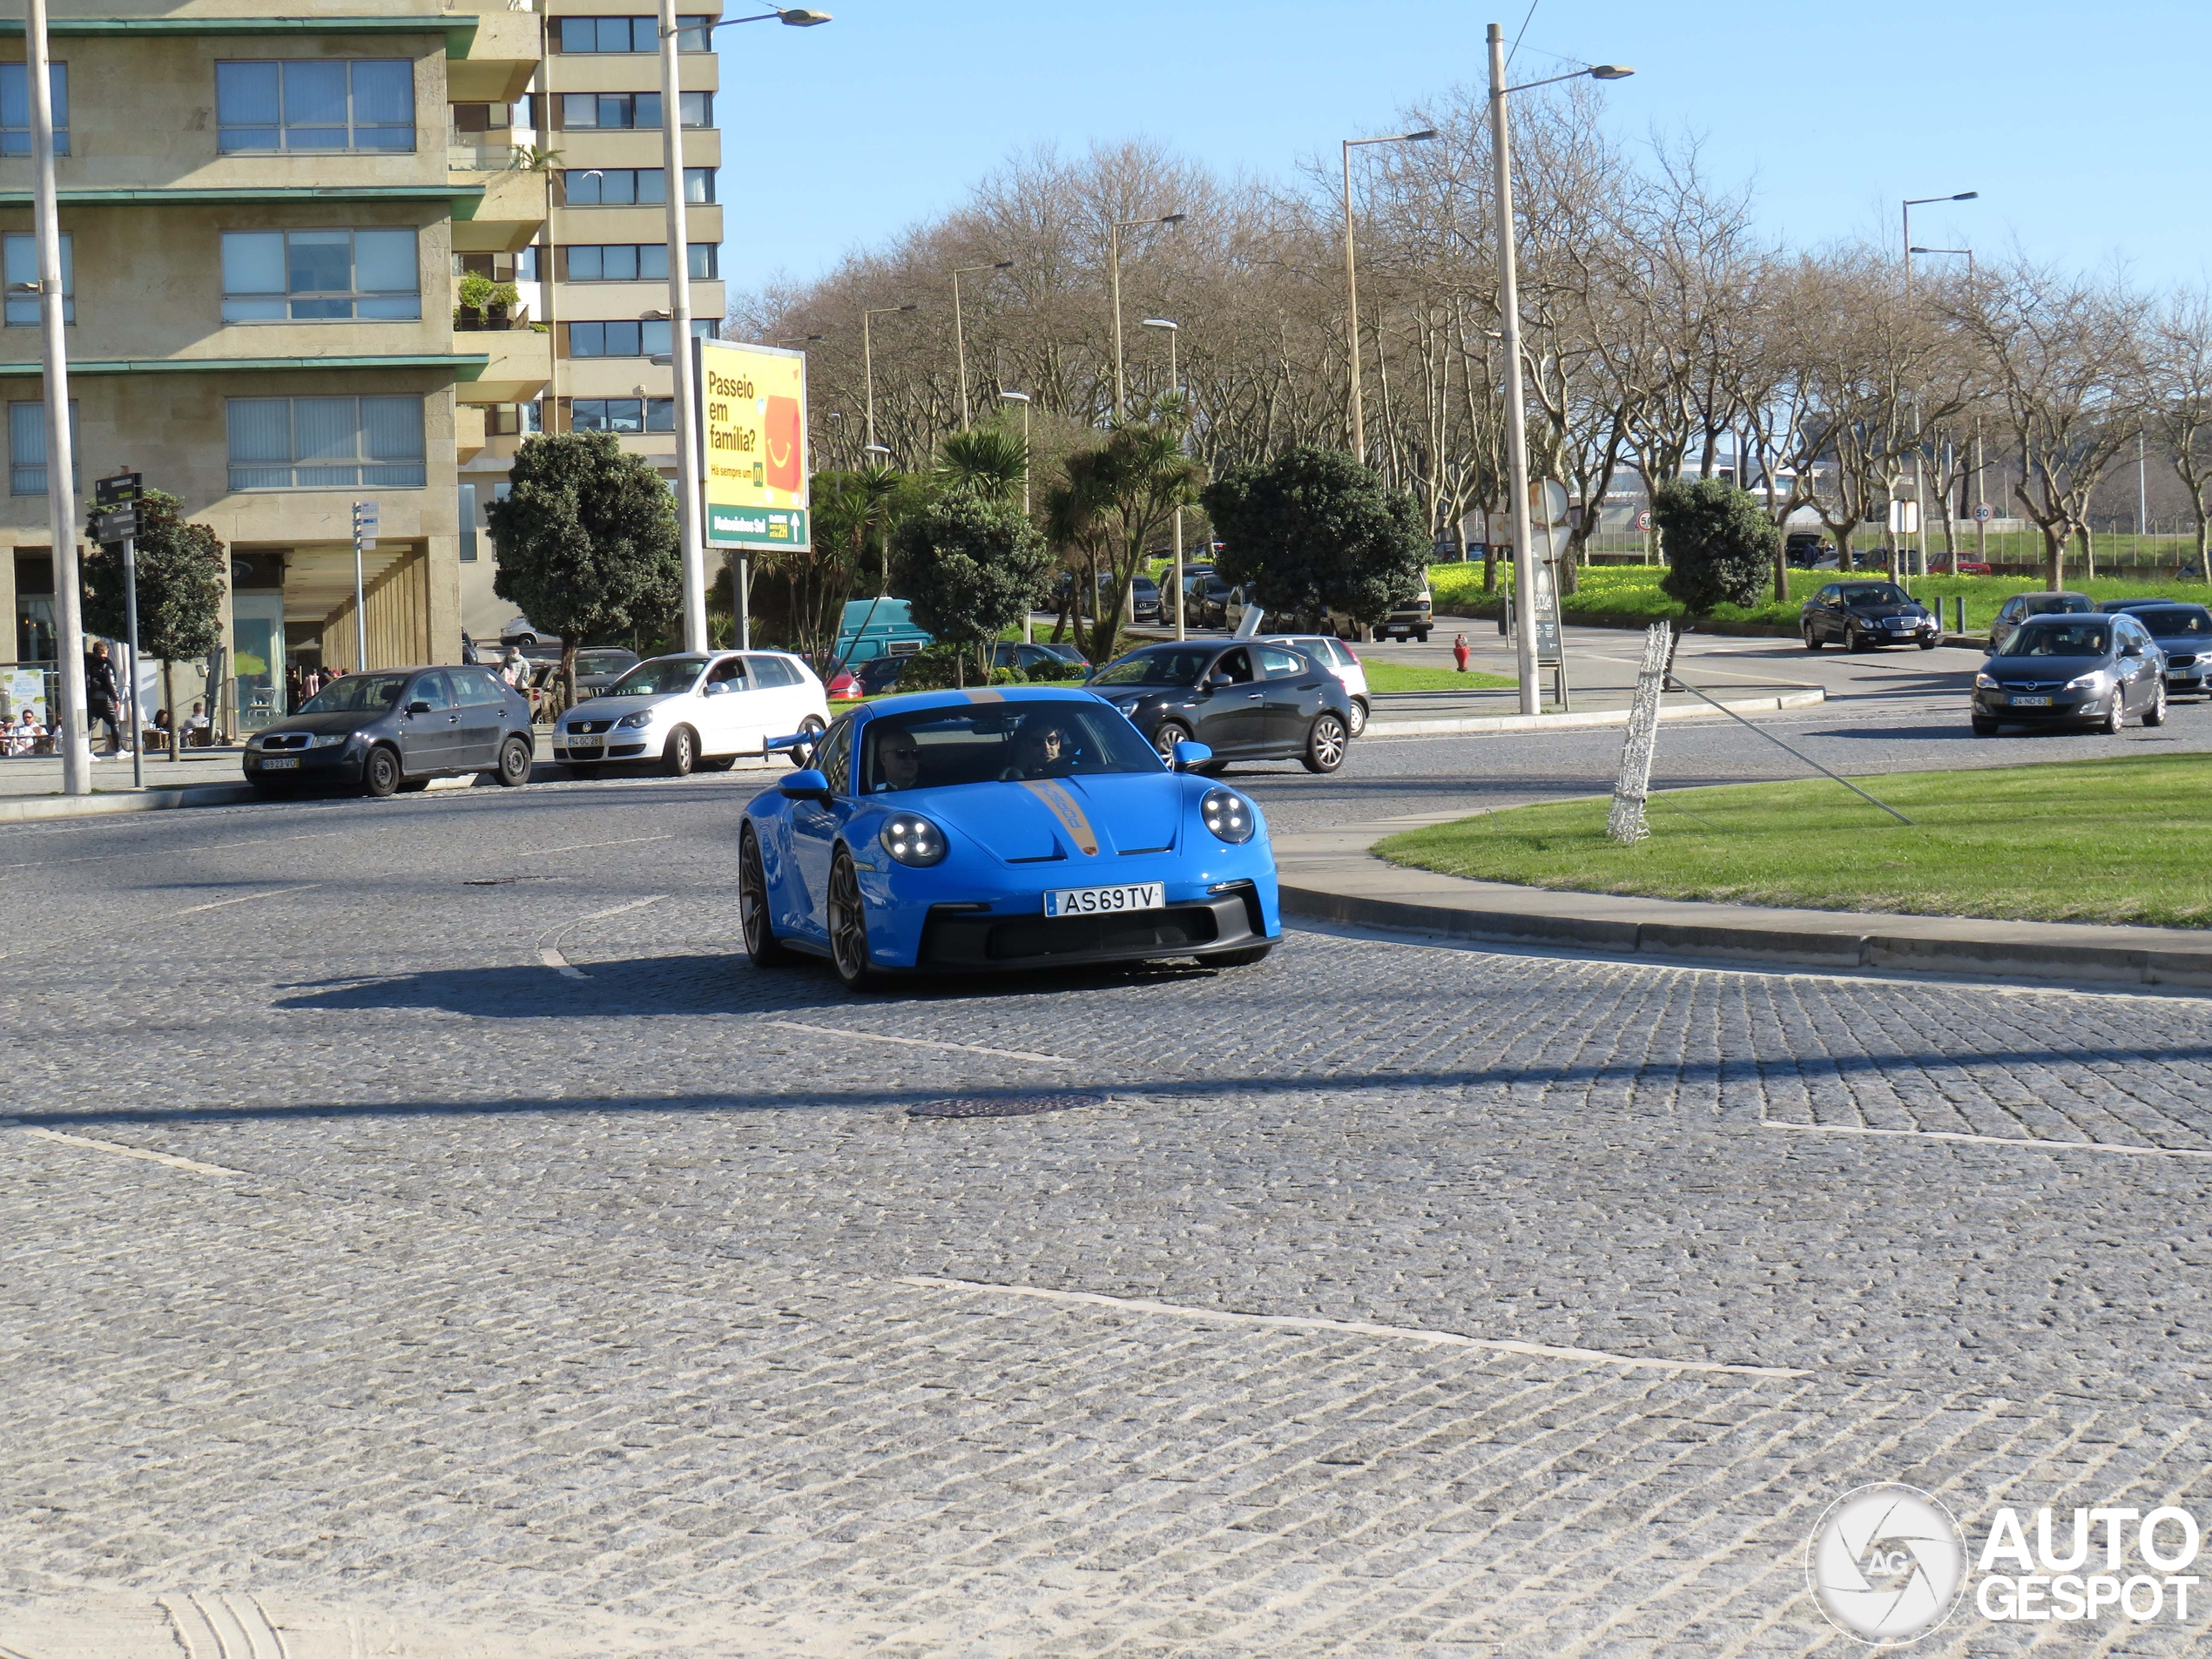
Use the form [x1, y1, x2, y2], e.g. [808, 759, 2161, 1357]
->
[699, 338, 808, 550]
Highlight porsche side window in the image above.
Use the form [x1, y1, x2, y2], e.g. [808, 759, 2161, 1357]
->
[818, 718, 853, 794]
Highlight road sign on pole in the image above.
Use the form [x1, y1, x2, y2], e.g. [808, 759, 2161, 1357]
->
[351, 501, 378, 669]
[1887, 499, 1921, 536]
[1972, 502, 1993, 523]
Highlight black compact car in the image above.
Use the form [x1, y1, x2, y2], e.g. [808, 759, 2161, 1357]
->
[1989, 590, 2094, 652]
[1800, 580, 1940, 651]
[1972, 612, 2167, 735]
[244, 664, 536, 797]
[1087, 640, 1355, 773]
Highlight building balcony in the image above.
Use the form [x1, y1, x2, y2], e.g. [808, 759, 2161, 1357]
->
[451, 166, 552, 255]
[453, 312, 551, 405]
[448, 5, 544, 105]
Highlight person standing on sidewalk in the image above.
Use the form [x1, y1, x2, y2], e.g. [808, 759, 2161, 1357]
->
[1452, 631, 1471, 674]
[84, 640, 125, 758]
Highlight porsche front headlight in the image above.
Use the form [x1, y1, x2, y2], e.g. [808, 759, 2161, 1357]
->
[880, 813, 948, 867]
[1201, 786, 1255, 844]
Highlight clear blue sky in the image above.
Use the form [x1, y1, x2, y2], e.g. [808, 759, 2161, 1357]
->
[719, 0, 2209, 300]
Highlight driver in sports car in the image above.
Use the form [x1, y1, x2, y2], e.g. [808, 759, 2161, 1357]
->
[1000, 716, 1079, 781]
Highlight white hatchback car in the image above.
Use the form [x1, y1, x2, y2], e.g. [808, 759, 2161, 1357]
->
[553, 650, 828, 777]
[1253, 634, 1371, 737]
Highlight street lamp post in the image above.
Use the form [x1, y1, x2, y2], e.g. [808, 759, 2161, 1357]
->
[999, 390, 1032, 639]
[1108, 212, 1184, 421]
[1901, 192, 1977, 300]
[862, 441, 893, 595]
[1898, 199, 1974, 581]
[951, 260, 1013, 430]
[1488, 29, 1634, 716]
[1141, 317, 1190, 640]
[863, 303, 918, 457]
[1341, 127, 1436, 464]
[657, 4, 829, 652]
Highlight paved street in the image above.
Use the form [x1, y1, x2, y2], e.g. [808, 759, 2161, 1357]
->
[5, 655, 2212, 1656]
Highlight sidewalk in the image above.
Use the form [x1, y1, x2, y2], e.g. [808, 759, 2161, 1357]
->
[1275, 817, 2212, 990]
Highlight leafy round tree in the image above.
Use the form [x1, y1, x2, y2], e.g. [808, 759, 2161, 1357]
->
[888, 486, 1053, 686]
[486, 431, 682, 706]
[1201, 446, 1426, 633]
[1653, 477, 1777, 621]
[78, 488, 225, 751]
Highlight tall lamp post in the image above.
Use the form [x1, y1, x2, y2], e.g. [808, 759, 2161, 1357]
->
[1141, 317, 1190, 640]
[658, 4, 828, 652]
[1898, 196, 1975, 578]
[1489, 26, 1633, 715]
[951, 260, 1013, 429]
[862, 441, 894, 595]
[1901, 192, 1976, 300]
[1341, 127, 1436, 464]
[998, 389, 1033, 640]
[1108, 212, 1184, 420]
[863, 303, 918, 456]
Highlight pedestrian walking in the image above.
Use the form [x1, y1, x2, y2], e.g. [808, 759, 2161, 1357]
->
[502, 645, 528, 689]
[84, 640, 124, 757]
[1452, 631, 1471, 674]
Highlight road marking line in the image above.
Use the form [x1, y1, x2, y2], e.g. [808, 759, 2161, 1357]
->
[167, 883, 324, 916]
[517, 833, 675, 858]
[764, 1021, 1077, 1066]
[536, 894, 669, 979]
[898, 1275, 1811, 1377]
[17, 1126, 244, 1177]
[1763, 1119, 2212, 1160]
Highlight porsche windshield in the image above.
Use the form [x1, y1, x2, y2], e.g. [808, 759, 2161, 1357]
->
[861, 704, 1161, 793]
[605, 656, 706, 698]
[300, 673, 411, 714]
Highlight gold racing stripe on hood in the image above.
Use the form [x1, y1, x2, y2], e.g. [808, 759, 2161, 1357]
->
[1020, 779, 1099, 856]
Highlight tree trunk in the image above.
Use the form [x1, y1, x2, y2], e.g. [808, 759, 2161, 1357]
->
[2043, 523, 2067, 591]
[2196, 502, 2209, 578]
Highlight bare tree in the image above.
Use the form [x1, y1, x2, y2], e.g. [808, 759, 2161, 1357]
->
[2151, 287, 2212, 570]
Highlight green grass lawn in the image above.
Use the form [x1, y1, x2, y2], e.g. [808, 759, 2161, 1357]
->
[1359, 659, 1517, 693]
[1426, 562, 2212, 636]
[1376, 755, 2212, 927]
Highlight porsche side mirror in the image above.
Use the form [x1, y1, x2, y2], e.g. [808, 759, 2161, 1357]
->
[779, 767, 833, 803]
[407, 700, 432, 715]
[1171, 740, 1213, 772]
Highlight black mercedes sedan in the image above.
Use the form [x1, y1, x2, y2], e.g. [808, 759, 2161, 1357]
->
[1086, 640, 1354, 772]
[1800, 580, 1940, 651]
[1972, 612, 2167, 735]
[244, 665, 536, 797]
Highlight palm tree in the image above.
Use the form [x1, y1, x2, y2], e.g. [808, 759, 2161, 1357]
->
[936, 426, 1028, 508]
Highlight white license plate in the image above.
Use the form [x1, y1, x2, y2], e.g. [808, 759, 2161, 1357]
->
[1044, 881, 1164, 918]
[566, 738, 601, 751]
[260, 756, 300, 770]
[2010, 695, 2053, 707]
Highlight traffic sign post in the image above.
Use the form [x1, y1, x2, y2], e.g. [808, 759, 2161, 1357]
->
[94, 471, 144, 789]
[351, 501, 378, 671]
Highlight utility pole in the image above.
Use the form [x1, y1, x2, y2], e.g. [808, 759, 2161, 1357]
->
[93, 472, 143, 788]
[951, 260, 1012, 431]
[351, 500, 377, 668]
[28, 0, 84, 792]
[1340, 128, 1436, 465]
[1489, 23, 1539, 716]
[655, 0, 707, 653]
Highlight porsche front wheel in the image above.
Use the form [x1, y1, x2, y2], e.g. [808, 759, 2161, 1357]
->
[827, 849, 887, 991]
[740, 827, 793, 967]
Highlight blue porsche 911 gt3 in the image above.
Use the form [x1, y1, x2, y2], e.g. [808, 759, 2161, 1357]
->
[738, 686, 1281, 989]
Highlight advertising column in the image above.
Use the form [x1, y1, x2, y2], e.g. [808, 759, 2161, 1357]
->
[699, 340, 809, 651]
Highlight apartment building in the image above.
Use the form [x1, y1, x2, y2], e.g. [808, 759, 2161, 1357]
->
[0, 2, 719, 732]
[456, 0, 722, 649]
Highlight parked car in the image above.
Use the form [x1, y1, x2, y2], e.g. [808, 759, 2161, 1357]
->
[1087, 640, 1355, 772]
[834, 597, 932, 664]
[990, 641, 1089, 678]
[738, 688, 1280, 990]
[2128, 603, 2212, 698]
[501, 615, 559, 652]
[571, 647, 641, 698]
[1121, 573, 1164, 624]
[2097, 598, 2176, 614]
[1784, 533, 1834, 569]
[1989, 590, 2094, 652]
[1928, 554, 1992, 576]
[244, 664, 536, 798]
[553, 649, 828, 777]
[1973, 611, 2167, 736]
[1343, 587, 1433, 643]
[1799, 581, 1940, 651]
[1190, 576, 1235, 627]
[1253, 633, 1370, 736]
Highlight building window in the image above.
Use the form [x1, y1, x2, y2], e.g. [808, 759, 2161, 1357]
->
[216, 60, 415, 153]
[565, 319, 714, 359]
[458, 482, 478, 563]
[8, 400, 80, 496]
[221, 229, 420, 322]
[555, 16, 711, 52]
[0, 64, 67, 156]
[226, 395, 426, 490]
[556, 91, 710, 130]
[3, 233, 72, 326]
[448, 100, 522, 134]
[481, 402, 541, 437]
[570, 397, 675, 434]
[560, 167, 713, 207]
[561, 243, 715, 282]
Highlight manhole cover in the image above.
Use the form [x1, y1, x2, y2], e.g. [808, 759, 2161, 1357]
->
[908, 1089, 1109, 1120]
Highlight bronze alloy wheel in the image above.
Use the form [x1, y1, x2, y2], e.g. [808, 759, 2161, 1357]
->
[740, 828, 793, 966]
[827, 850, 883, 990]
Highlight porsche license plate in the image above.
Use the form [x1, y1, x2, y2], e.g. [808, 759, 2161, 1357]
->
[260, 757, 300, 770]
[2010, 694, 2053, 707]
[1044, 881, 1164, 918]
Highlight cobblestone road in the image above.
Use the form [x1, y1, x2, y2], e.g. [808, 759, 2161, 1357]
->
[4, 732, 2212, 1656]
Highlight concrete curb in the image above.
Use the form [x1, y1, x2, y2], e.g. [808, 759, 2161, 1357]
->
[1362, 685, 1824, 738]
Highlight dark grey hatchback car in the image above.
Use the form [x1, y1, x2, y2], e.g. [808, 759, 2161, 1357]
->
[1972, 613, 2168, 736]
[244, 665, 536, 797]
